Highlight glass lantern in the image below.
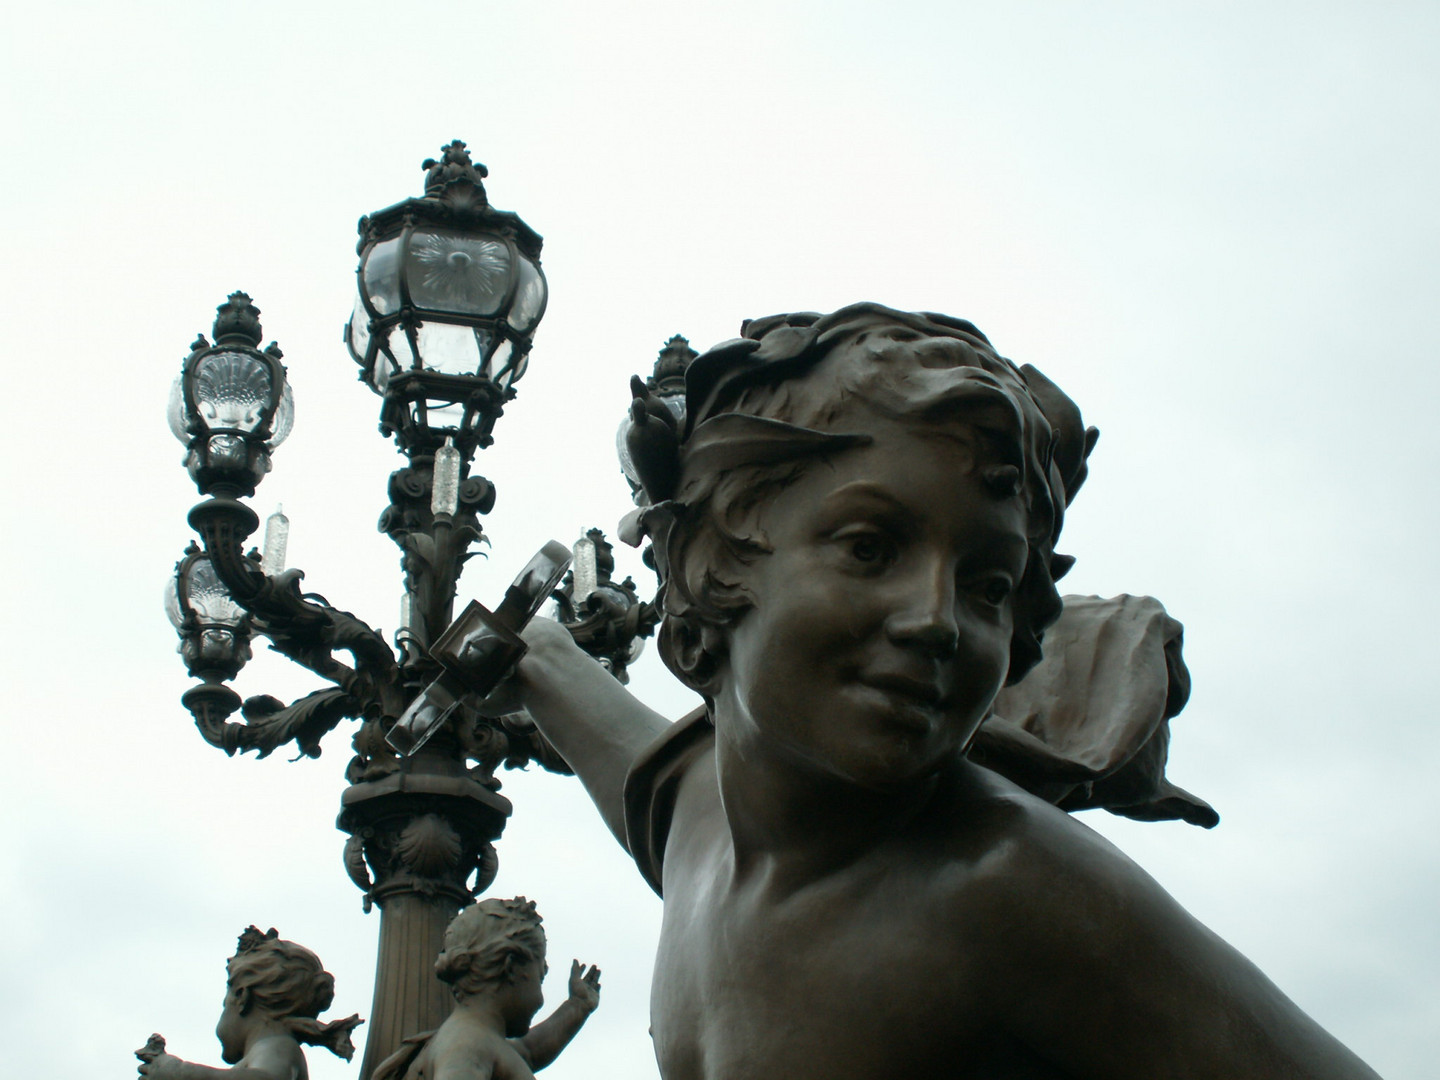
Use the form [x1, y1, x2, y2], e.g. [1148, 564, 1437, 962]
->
[167, 542, 253, 682]
[169, 291, 293, 497]
[616, 334, 696, 501]
[346, 141, 548, 455]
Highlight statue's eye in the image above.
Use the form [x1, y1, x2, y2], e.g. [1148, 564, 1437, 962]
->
[980, 577, 1013, 606]
[849, 535, 893, 565]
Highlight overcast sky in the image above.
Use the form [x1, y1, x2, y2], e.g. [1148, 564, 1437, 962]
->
[2, 2, 1436, 1078]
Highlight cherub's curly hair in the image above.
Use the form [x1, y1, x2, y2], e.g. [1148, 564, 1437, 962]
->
[434, 897, 547, 1000]
[630, 303, 1097, 695]
[227, 927, 362, 1061]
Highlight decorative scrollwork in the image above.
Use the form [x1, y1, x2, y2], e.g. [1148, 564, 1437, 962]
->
[180, 494, 405, 757]
[555, 529, 660, 684]
[379, 462, 493, 670]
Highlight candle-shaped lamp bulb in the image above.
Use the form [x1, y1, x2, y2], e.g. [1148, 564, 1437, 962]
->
[572, 534, 598, 605]
[261, 504, 289, 576]
[432, 438, 461, 517]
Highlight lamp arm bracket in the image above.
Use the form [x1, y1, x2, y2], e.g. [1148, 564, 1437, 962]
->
[188, 495, 404, 720]
[195, 686, 361, 760]
[189, 497, 327, 631]
[253, 603, 405, 720]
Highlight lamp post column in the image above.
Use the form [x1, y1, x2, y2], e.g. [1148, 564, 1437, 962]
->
[339, 440, 511, 1076]
[339, 739, 509, 1078]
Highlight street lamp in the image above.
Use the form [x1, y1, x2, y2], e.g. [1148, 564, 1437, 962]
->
[163, 142, 650, 1078]
[347, 139, 546, 456]
[168, 290, 294, 497]
[165, 545, 251, 677]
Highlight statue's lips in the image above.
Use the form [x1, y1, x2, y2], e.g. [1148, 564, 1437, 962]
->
[858, 671, 945, 702]
[854, 673, 947, 731]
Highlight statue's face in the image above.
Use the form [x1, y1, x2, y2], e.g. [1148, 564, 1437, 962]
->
[716, 418, 1025, 788]
[215, 985, 247, 1064]
[501, 956, 547, 1037]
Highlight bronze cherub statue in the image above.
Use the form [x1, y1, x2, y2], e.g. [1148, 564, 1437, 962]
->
[373, 897, 600, 1080]
[136, 926, 361, 1080]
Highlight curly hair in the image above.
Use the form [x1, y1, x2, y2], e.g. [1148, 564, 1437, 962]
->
[227, 927, 362, 1061]
[434, 897, 547, 1000]
[631, 303, 1097, 695]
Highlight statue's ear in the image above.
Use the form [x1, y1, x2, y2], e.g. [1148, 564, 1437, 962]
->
[661, 616, 727, 696]
[501, 949, 524, 984]
[235, 985, 254, 1017]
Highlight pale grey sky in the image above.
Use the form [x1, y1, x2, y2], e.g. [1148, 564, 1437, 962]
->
[1, 3, 1436, 1078]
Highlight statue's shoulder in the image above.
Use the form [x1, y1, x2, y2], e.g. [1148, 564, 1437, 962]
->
[238, 1033, 307, 1079]
[939, 756, 1245, 1004]
[933, 764, 1383, 1079]
[934, 758, 1161, 945]
[623, 706, 716, 896]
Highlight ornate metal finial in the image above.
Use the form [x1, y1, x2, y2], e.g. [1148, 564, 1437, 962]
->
[212, 291, 264, 347]
[653, 335, 697, 384]
[422, 140, 490, 210]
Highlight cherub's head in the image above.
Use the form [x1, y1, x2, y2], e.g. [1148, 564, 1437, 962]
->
[631, 304, 1096, 785]
[217, 927, 361, 1064]
[435, 897, 548, 1034]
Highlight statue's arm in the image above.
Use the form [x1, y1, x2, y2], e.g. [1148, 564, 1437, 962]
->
[509, 618, 671, 846]
[136, 1039, 302, 1080]
[1003, 818, 1382, 1080]
[137, 1058, 239, 1080]
[512, 961, 601, 1071]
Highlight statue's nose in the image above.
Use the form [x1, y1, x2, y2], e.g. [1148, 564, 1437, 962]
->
[883, 563, 960, 659]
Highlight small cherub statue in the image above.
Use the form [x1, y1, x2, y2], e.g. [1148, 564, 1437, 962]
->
[136, 926, 362, 1080]
[373, 896, 601, 1080]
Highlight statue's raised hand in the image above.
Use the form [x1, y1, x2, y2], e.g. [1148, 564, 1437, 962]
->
[568, 960, 602, 1013]
[135, 1050, 183, 1079]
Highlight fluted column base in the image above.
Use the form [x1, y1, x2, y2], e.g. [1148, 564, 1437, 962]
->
[339, 751, 511, 1077]
[359, 892, 461, 1079]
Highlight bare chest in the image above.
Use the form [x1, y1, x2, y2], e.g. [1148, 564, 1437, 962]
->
[649, 856, 1062, 1080]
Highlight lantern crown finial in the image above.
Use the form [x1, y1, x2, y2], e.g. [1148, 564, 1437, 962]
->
[654, 335, 698, 383]
[213, 291, 264, 347]
[423, 140, 490, 209]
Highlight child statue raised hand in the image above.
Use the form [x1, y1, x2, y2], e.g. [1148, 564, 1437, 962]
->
[136, 926, 362, 1080]
[373, 897, 600, 1080]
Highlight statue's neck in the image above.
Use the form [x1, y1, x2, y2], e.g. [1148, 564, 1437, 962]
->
[454, 992, 512, 1035]
[241, 1022, 298, 1058]
[712, 707, 941, 892]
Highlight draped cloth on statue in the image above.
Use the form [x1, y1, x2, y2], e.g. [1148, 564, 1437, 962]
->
[624, 594, 1214, 898]
[972, 593, 1217, 829]
[370, 1031, 432, 1080]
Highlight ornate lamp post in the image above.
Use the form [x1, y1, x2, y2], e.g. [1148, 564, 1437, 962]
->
[164, 142, 649, 1078]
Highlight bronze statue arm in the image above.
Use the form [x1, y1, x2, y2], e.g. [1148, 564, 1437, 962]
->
[513, 961, 601, 1071]
[137, 1039, 302, 1080]
[506, 619, 671, 847]
[1000, 810, 1383, 1080]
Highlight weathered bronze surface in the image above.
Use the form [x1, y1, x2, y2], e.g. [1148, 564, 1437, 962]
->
[493, 305, 1382, 1079]
[372, 898, 601, 1080]
[136, 927, 362, 1080]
